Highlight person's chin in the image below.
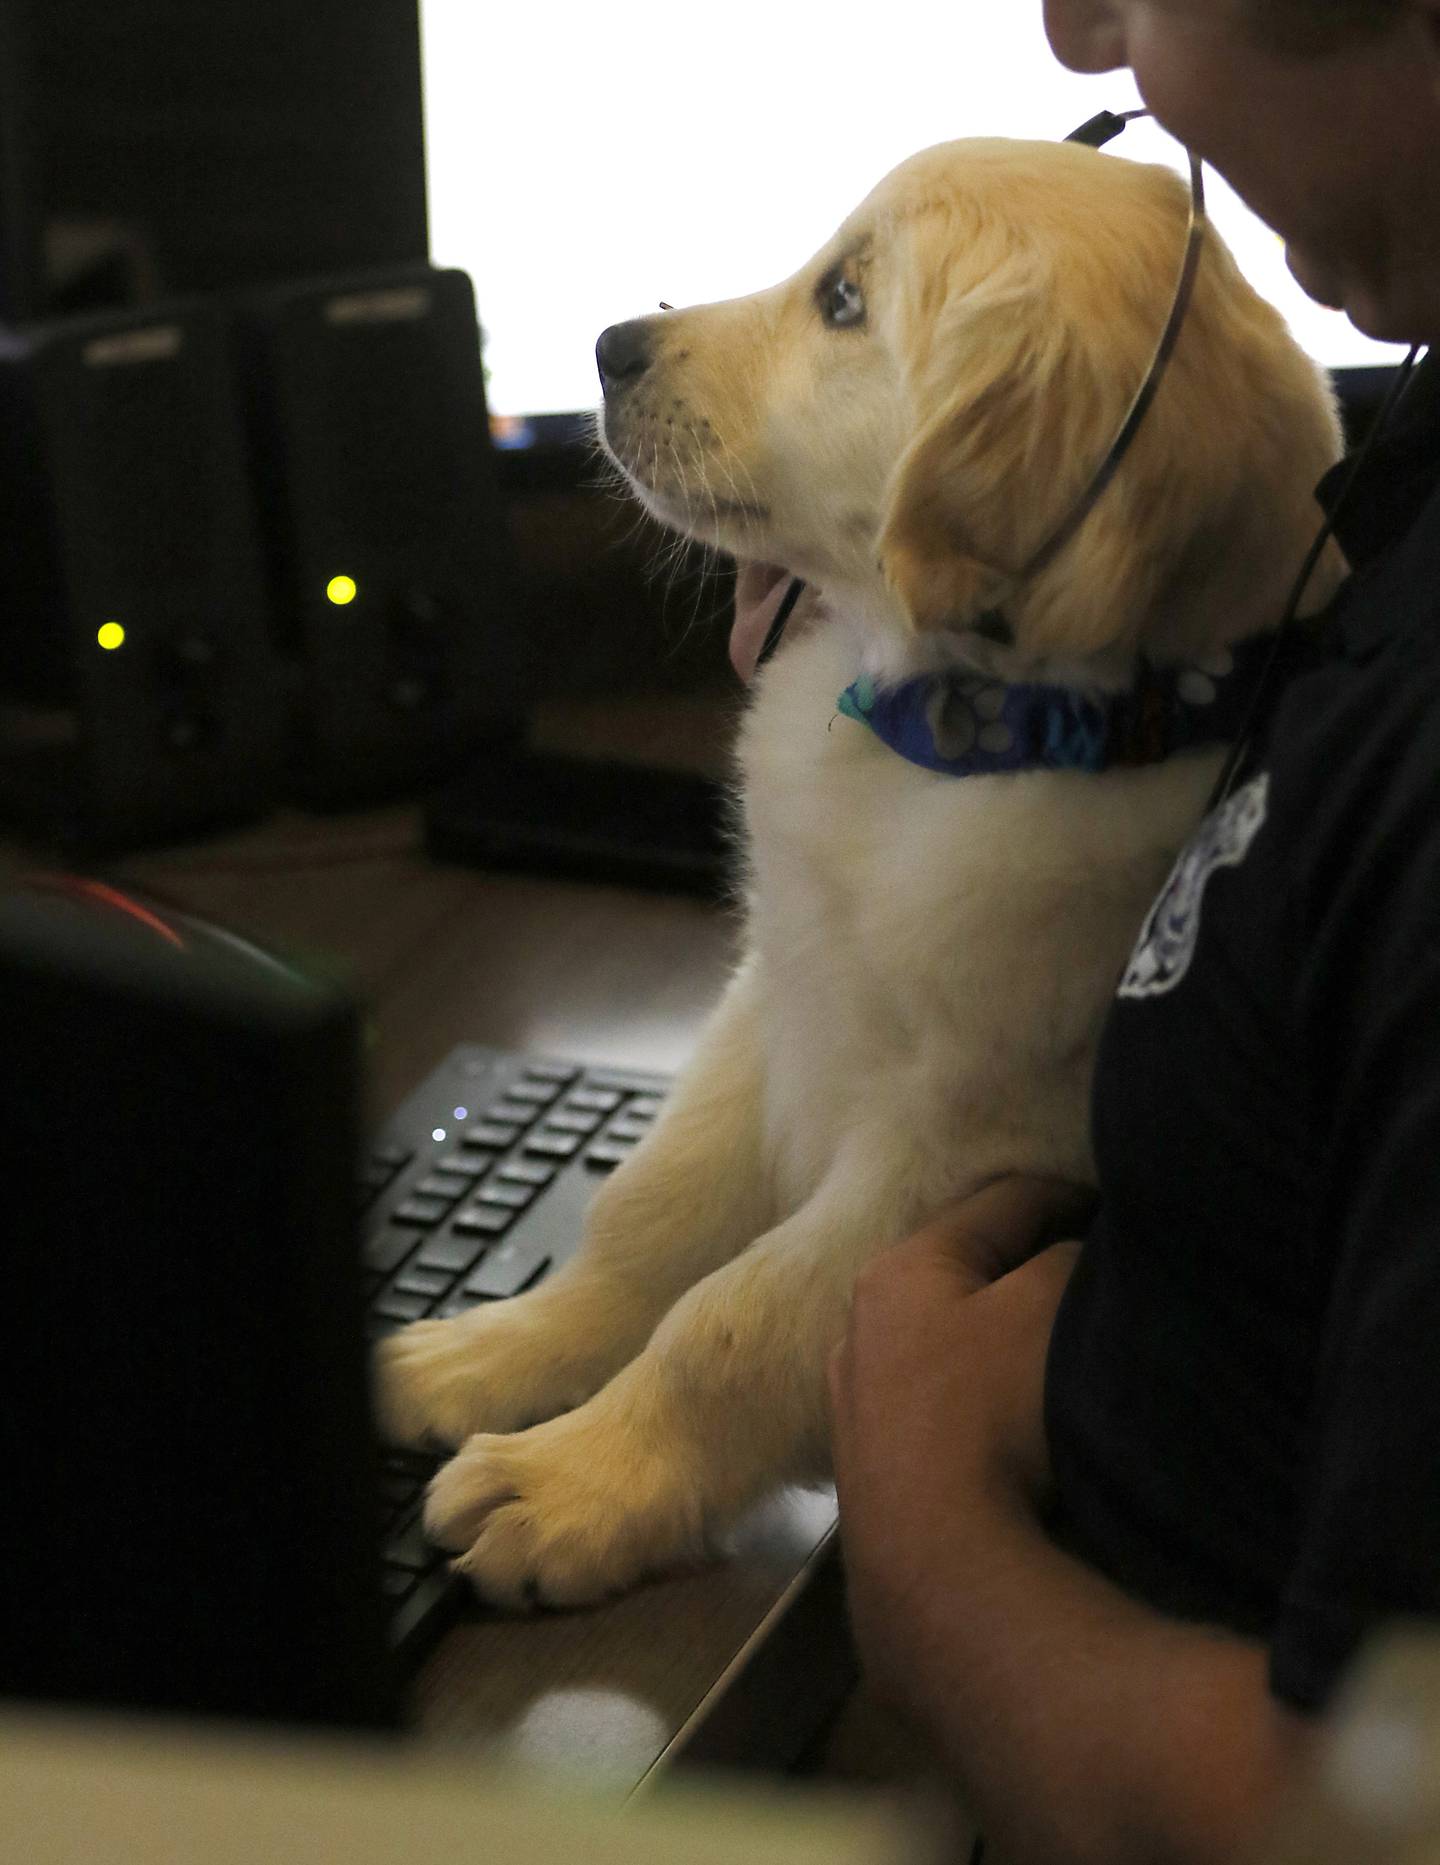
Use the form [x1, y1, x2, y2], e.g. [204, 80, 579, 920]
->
[1284, 242, 1428, 343]
[1284, 243, 1346, 312]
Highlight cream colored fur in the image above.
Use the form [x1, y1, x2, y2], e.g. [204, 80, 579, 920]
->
[377, 138, 1344, 1608]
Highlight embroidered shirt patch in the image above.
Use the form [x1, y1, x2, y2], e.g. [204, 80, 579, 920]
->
[1118, 773, 1270, 1000]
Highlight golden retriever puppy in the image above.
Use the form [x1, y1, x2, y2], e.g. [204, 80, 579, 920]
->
[379, 138, 1343, 1607]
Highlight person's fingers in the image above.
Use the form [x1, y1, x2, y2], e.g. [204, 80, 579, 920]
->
[897, 1175, 1098, 1283]
[827, 1337, 847, 1414]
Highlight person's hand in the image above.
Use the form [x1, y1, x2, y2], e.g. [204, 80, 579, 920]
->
[830, 1175, 1091, 1504]
[828, 1177, 1092, 1695]
[831, 1190, 1311, 1863]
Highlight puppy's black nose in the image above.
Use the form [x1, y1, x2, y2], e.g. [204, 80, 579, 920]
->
[596, 318, 654, 393]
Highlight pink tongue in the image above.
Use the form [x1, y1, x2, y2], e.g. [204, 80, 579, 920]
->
[730, 562, 793, 684]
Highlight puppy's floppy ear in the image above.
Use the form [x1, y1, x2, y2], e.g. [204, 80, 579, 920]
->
[878, 368, 1024, 634]
[878, 262, 1103, 638]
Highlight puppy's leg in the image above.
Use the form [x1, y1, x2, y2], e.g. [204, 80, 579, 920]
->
[422, 1128, 972, 1608]
[376, 962, 775, 1449]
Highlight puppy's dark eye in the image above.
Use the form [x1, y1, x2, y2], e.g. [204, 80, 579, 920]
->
[819, 270, 865, 330]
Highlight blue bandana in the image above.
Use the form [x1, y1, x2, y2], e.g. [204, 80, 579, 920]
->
[836, 633, 1277, 777]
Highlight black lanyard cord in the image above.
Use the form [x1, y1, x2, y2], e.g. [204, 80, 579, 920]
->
[1202, 341, 1426, 818]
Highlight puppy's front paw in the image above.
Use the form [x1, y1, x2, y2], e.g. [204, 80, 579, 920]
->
[424, 1399, 707, 1609]
[375, 1301, 587, 1450]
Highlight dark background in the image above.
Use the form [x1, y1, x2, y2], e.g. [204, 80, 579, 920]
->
[0, 0, 732, 742]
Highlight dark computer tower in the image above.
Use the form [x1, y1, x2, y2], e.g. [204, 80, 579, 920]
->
[230, 264, 528, 805]
[0, 301, 287, 850]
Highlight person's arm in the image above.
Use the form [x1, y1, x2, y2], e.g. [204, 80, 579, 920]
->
[828, 1185, 1317, 1865]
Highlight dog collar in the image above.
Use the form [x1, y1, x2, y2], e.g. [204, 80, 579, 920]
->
[835, 633, 1278, 777]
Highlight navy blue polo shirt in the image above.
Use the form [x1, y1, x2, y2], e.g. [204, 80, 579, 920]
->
[1044, 351, 1440, 1713]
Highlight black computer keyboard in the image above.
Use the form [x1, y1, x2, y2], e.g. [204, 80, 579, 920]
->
[362, 1043, 671, 1659]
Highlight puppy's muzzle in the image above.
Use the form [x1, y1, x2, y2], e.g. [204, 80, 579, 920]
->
[595, 318, 654, 396]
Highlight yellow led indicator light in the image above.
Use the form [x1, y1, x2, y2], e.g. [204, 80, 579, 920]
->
[97, 621, 126, 651]
[326, 575, 358, 606]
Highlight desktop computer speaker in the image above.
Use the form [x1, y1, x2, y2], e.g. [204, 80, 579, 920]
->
[230, 265, 528, 806]
[0, 301, 286, 850]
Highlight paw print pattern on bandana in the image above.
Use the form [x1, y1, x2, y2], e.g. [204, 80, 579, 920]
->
[835, 634, 1275, 780]
[926, 679, 1014, 760]
[1175, 646, 1234, 710]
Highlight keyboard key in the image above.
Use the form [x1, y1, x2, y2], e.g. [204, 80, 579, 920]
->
[583, 1067, 671, 1096]
[415, 1233, 487, 1273]
[391, 1195, 451, 1228]
[386, 1512, 437, 1571]
[522, 1060, 579, 1084]
[628, 1096, 664, 1121]
[381, 1447, 438, 1483]
[453, 1205, 514, 1236]
[475, 1180, 535, 1210]
[564, 1087, 623, 1113]
[496, 1158, 556, 1187]
[379, 1470, 421, 1511]
[394, 1267, 453, 1300]
[371, 1142, 415, 1170]
[606, 1117, 654, 1145]
[462, 1121, 519, 1150]
[373, 1289, 432, 1324]
[414, 1173, 471, 1203]
[544, 1107, 603, 1135]
[501, 1078, 563, 1106]
[433, 1153, 487, 1178]
[464, 1238, 552, 1300]
[483, 1100, 543, 1126]
[522, 1129, 583, 1159]
[365, 1228, 418, 1273]
[584, 1139, 633, 1171]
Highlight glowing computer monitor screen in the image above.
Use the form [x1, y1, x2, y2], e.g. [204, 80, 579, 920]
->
[420, 3, 1409, 430]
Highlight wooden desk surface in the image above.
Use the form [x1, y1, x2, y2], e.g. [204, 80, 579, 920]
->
[25, 804, 852, 1794]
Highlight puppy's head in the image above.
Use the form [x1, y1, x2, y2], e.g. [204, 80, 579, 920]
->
[598, 139, 1344, 682]
[595, 230, 910, 592]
